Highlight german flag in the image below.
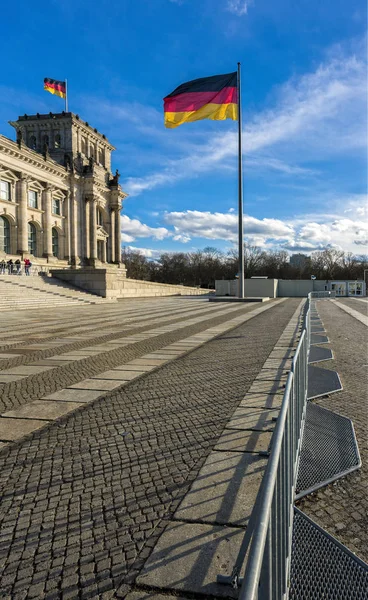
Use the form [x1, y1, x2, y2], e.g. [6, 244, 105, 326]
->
[164, 72, 238, 129]
[44, 78, 66, 99]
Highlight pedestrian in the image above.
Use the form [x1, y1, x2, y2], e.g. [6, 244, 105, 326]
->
[24, 258, 31, 275]
[0, 258, 5, 274]
[15, 258, 21, 275]
[7, 258, 13, 275]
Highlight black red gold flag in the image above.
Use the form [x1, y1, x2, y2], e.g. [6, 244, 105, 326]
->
[163, 72, 238, 128]
[44, 78, 66, 99]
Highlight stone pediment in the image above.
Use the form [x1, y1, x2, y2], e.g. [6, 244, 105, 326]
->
[97, 226, 109, 239]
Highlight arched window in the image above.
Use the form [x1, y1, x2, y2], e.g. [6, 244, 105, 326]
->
[90, 144, 95, 159]
[97, 208, 103, 227]
[28, 222, 37, 255]
[0, 216, 10, 254]
[54, 133, 61, 149]
[81, 138, 87, 154]
[98, 148, 105, 166]
[30, 135, 37, 150]
[52, 228, 59, 257]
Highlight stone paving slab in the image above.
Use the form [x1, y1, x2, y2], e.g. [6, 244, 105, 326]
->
[92, 370, 141, 381]
[214, 428, 273, 453]
[174, 451, 267, 526]
[2, 400, 83, 421]
[332, 300, 368, 326]
[227, 407, 279, 431]
[268, 348, 295, 359]
[42, 388, 104, 402]
[128, 358, 168, 366]
[0, 365, 54, 375]
[113, 364, 155, 372]
[239, 392, 284, 410]
[0, 417, 49, 441]
[126, 593, 187, 600]
[247, 379, 285, 394]
[136, 521, 244, 598]
[262, 358, 293, 369]
[31, 359, 73, 367]
[255, 369, 288, 381]
[143, 353, 181, 360]
[68, 378, 128, 391]
[0, 374, 25, 383]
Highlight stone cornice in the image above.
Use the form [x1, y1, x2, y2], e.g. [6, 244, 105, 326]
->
[0, 135, 69, 184]
[15, 113, 115, 151]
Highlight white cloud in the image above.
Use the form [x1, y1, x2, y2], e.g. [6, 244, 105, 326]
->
[164, 210, 294, 243]
[120, 214, 170, 241]
[123, 245, 161, 258]
[119, 195, 368, 254]
[227, 0, 251, 16]
[122, 41, 366, 196]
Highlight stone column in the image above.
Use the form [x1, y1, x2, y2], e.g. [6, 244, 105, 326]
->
[16, 176, 28, 255]
[64, 192, 71, 261]
[42, 186, 53, 259]
[110, 209, 115, 263]
[114, 207, 121, 264]
[70, 194, 78, 266]
[84, 198, 90, 263]
[90, 197, 98, 265]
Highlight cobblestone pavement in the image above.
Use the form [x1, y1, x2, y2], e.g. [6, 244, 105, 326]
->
[297, 299, 368, 561]
[0, 299, 269, 414]
[0, 298, 300, 600]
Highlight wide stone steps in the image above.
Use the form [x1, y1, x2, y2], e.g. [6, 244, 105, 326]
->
[0, 275, 107, 310]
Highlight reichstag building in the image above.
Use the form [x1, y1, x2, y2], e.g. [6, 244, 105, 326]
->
[0, 112, 127, 267]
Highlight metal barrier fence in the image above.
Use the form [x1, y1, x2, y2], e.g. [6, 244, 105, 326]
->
[218, 295, 312, 599]
[310, 291, 336, 298]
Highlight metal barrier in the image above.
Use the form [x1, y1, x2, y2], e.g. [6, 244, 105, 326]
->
[218, 296, 311, 598]
[310, 291, 336, 298]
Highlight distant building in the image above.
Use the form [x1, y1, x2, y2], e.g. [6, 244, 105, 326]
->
[0, 112, 127, 266]
[289, 253, 311, 269]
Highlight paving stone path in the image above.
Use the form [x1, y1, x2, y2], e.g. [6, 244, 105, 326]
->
[297, 298, 368, 562]
[0, 299, 274, 414]
[0, 297, 300, 599]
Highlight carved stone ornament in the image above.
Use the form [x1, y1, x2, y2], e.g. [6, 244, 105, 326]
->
[73, 152, 84, 174]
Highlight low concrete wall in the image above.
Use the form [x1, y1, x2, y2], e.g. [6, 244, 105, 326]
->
[244, 279, 278, 298]
[216, 279, 278, 298]
[51, 268, 210, 299]
[278, 280, 313, 297]
[215, 280, 238, 296]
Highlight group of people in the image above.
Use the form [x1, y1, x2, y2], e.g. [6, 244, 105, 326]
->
[0, 258, 32, 275]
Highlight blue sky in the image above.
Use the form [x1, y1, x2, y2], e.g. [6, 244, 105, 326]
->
[1, 0, 367, 257]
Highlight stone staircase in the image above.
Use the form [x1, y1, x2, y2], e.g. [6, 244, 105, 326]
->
[0, 274, 109, 311]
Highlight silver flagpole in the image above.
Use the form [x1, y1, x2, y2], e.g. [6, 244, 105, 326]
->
[65, 79, 68, 112]
[237, 62, 244, 298]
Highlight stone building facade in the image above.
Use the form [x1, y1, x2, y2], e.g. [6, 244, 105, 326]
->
[0, 112, 127, 267]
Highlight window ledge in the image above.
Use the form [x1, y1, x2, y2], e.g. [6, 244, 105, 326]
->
[27, 207, 44, 214]
[0, 199, 18, 206]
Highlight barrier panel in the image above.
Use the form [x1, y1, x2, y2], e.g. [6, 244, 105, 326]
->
[310, 291, 336, 298]
[218, 296, 311, 598]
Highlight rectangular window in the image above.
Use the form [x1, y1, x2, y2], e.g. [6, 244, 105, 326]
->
[0, 180, 11, 201]
[28, 190, 38, 209]
[52, 198, 61, 215]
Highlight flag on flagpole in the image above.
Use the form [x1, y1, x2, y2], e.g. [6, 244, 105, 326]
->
[44, 78, 67, 99]
[163, 72, 238, 129]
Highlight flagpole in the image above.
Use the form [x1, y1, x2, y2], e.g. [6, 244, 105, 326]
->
[65, 79, 68, 112]
[237, 62, 244, 298]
